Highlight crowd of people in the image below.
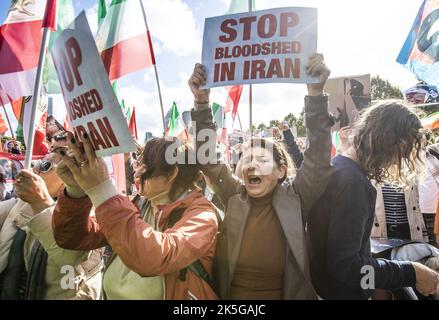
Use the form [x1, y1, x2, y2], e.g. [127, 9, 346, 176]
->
[0, 54, 438, 300]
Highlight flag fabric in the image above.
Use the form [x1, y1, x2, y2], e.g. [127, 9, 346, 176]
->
[96, 0, 156, 81]
[212, 102, 225, 128]
[11, 97, 23, 121]
[0, 113, 8, 135]
[43, 0, 74, 94]
[0, 0, 47, 100]
[167, 102, 188, 140]
[397, 0, 439, 87]
[404, 83, 439, 105]
[22, 95, 49, 156]
[63, 114, 72, 131]
[225, 85, 243, 120]
[98, 0, 108, 27]
[129, 106, 138, 140]
[42, 0, 57, 31]
[331, 131, 341, 158]
[422, 112, 439, 130]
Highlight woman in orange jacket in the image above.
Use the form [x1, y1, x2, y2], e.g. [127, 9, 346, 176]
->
[52, 136, 219, 300]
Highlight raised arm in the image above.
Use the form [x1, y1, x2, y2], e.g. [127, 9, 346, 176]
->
[292, 53, 334, 221]
[189, 64, 242, 207]
[52, 189, 108, 250]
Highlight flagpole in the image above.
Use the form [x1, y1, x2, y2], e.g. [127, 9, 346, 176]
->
[237, 111, 243, 131]
[24, 28, 50, 169]
[248, 0, 253, 134]
[0, 96, 15, 139]
[24, 0, 56, 168]
[139, 0, 166, 134]
[2, 105, 15, 139]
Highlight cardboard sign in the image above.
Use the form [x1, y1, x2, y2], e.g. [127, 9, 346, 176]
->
[202, 7, 318, 88]
[51, 12, 136, 157]
[324, 75, 371, 131]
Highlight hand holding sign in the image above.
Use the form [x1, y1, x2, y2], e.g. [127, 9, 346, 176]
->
[60, 131, 110, 192]
[188, 63, 210, 104]
[306, 53, 331, 96]
[202, 7, 318, 88]
[51, 12, 136, 158]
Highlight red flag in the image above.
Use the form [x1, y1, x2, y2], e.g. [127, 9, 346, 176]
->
[0, 1, 47, 100]
[43, 0, 58, 31]
[63, 115, 72, 132]
[11, 97, 24, 121]
[0, 113, 8, 135]
[225, 85, 243, 120]
[129, 106, 138, 140]
[32, 111, 49, 156]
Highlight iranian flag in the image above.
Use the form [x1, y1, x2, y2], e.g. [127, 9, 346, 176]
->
[0, 0, 48, 100]
[166, 102, 188, 140]
[96, 0, 156, 81]
[20, 95, 49, 156]
[43, 0, 74, 94]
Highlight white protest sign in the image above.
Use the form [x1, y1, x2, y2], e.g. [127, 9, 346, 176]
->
[51, 12, 136, 157]
[202, 7, 318, 88]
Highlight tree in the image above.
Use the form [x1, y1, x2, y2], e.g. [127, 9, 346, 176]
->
[371, 75, 404, 100]
[269, 120, 280, 128]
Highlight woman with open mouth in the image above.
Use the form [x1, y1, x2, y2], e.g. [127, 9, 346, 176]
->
[189, 53, 334, 300]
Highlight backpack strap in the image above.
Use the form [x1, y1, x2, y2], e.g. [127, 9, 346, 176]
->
[167, 208, 215, 291]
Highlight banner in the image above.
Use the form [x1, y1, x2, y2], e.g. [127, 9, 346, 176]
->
[397, 0, 439, 87]
[404, 83, 439, 105]
[202, 7, 318, 88]
[51, 12, 136, 157]
[324, 75, 371, 131]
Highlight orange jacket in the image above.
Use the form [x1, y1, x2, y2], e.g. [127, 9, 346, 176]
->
[52, 190, 219, 300]
[435, 197, 439, 235]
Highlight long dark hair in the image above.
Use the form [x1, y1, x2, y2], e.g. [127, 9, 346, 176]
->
[353, 100, 425, 185]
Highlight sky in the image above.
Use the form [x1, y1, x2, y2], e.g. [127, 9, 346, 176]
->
[0, 0, 425, 141]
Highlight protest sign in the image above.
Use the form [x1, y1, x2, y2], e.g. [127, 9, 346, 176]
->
[397, 0, 439, 87]
[404, 83, 439, 105]
[51, 12, 136, 157]
[202, 7, 318, 88]
[324, 75, 371, 131]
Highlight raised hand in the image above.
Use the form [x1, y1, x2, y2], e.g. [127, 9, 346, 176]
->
[14, 170, 54, 214]
[188, 63, 210, 104]
[306, 53, 331, 97]
[59, 132, 109, 192]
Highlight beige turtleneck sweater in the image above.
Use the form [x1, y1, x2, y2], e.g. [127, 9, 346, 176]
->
[102, 191, 172, 300]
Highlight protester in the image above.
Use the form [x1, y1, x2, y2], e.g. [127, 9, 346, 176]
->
[372, 180, 429, 242]
[278, 122, 304, 169]
[189, 53, 333, 300]
[419, 143, 439, 246]
[307, 100, 439, 299]
[52, 135, 219, 300]
[0, 148, 103, 299]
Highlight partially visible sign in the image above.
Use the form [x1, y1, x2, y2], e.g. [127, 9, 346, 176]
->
[324, 75, 371, 131]
[404, 83, 439, 105]
[51, 12, 136, 157]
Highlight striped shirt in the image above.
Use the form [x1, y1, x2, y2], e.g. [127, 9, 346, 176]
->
[382, 184, 410, 239]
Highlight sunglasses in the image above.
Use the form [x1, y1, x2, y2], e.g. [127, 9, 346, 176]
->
[31, 159, 54, 173]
